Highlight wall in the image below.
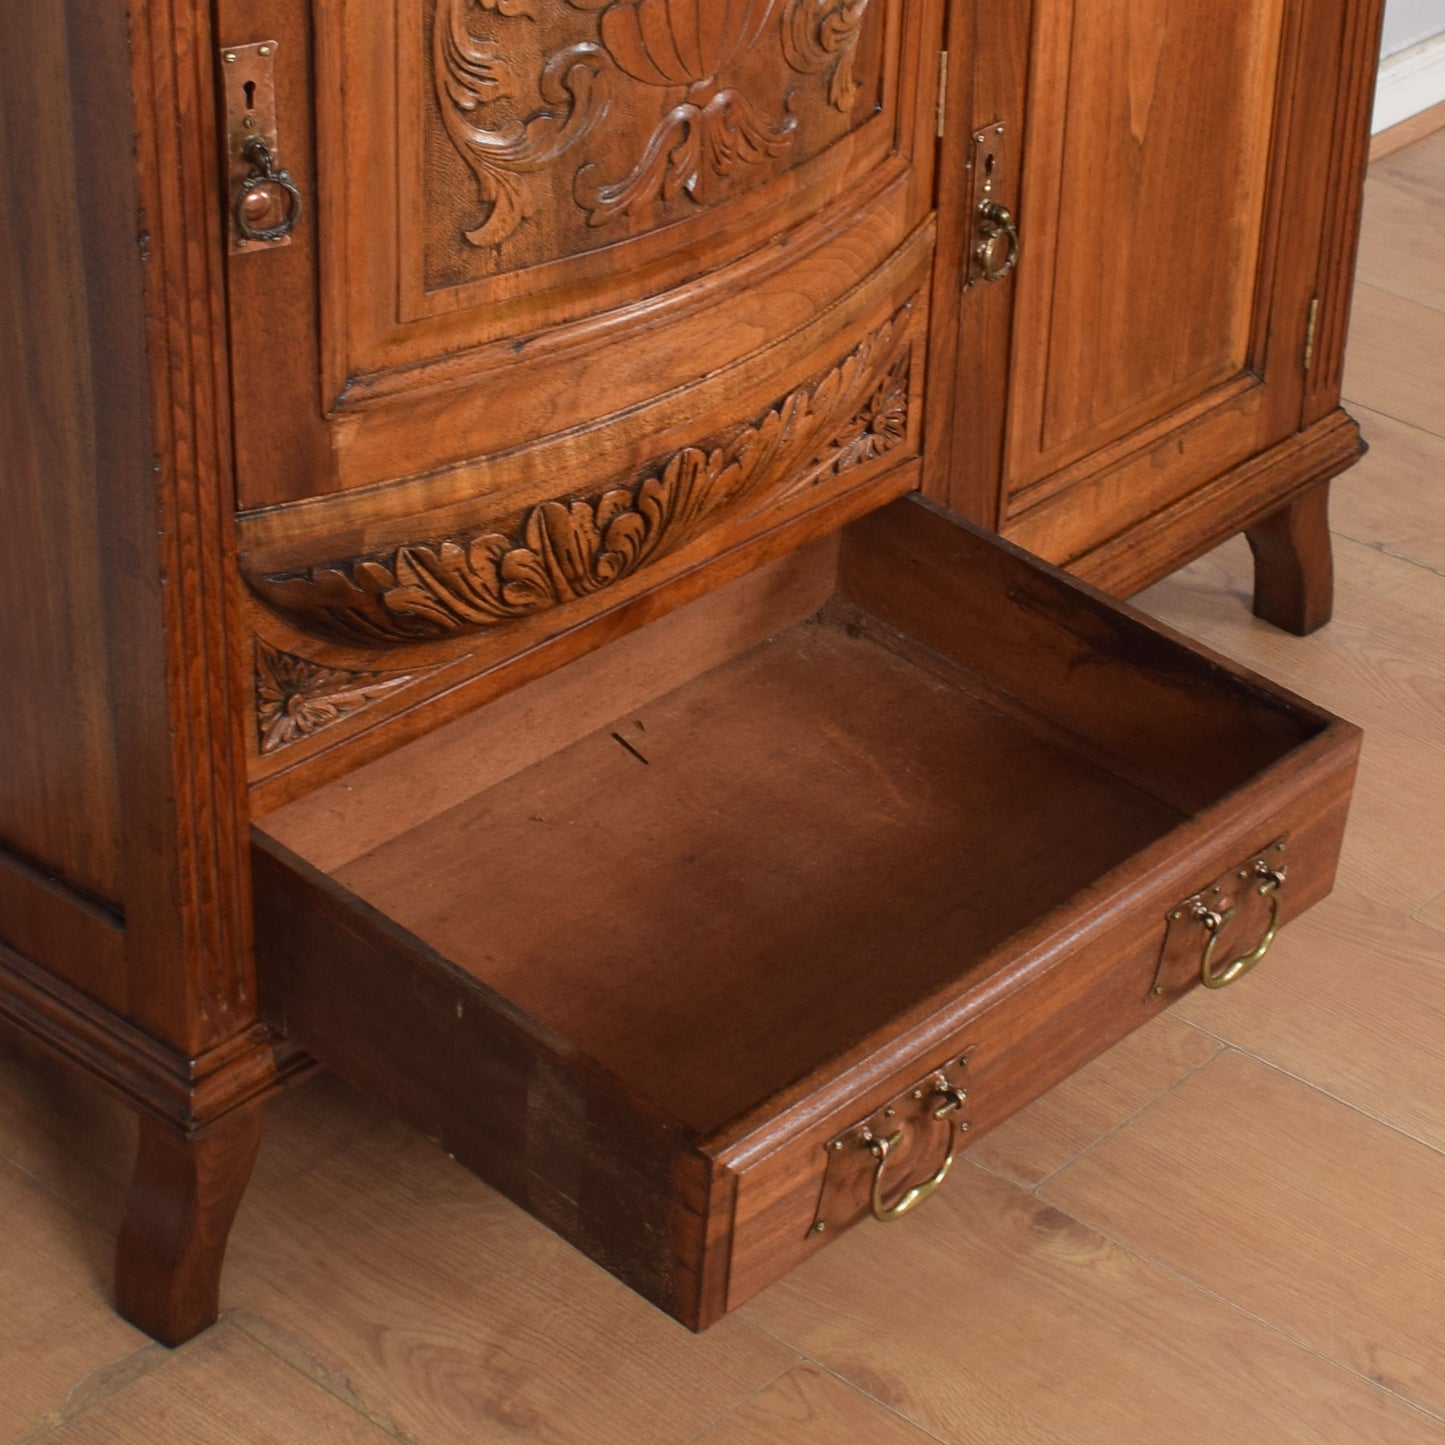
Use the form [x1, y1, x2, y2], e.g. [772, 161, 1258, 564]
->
[1375, 0, 1445, 132]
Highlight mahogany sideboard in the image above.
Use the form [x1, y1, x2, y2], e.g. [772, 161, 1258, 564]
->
[1, 0, 1379, 1345]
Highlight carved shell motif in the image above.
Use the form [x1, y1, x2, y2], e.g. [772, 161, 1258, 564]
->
[599, 0, 781, 87]
[435, 0, 873, 239]
[245, 304, 914, 646]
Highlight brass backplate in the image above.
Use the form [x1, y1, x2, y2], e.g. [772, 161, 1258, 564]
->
[1149, 838, 1289, 1000]
[220, 40, 288, 254]
[965, 121, 1008, 287]
[809, 1054, 972, 1238]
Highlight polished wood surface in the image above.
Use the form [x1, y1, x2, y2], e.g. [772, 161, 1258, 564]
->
[1245, 476, 1335, 633]
[2, 131, 1438, 1439]
[0, 0, 1387, 1361]
[944, 0, 1383, 608]
[254, 498, 1357, 1331]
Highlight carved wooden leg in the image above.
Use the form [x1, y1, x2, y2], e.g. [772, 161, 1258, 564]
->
[1245, 480, 1335, 636]
[114, 1103, 262, 1346]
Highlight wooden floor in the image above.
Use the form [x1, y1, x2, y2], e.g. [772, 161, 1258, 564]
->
[4, 134, 1444, 1445]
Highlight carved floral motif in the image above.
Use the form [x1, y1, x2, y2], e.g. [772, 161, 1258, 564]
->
[782, 0, 871, 112]
[246, 304, 914, 646]
[434, 0, 868, 241]
[254, 642, 428, 753]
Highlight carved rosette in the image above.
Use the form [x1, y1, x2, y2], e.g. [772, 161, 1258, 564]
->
[254, 642, 431, 754]
[435, 0, 870, 243]
[245, 304, 914, 646]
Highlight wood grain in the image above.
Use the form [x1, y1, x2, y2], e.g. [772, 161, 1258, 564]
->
[223, 1077, 798, 1445]
[694, 1364, 938, 1445]
[964, 1013, 1220, 1189]
[1135, 533, 1445, 912]
[1041, 1050, 1445, 1419]
[1332, 405, 1445, 572]
[1245, 478, 1335, 634]
[0, 0, 124, 912]
[744, 1161, 1445, 1444]
[1341, 282, 1445, 436]
[1172, 886, 1445, 1156]
[1418, 891, 1445, 933]
[41, 1323, 396, 1444]
[0, 1027, 135, 1229]
[0, 1158, 147, 1442]
[1355, 172, 1445, 310]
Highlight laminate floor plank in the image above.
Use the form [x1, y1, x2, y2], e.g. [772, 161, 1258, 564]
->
[1170, 885, 1445, 1155]
[1040, 1052, 1445, 1419]
[220, 1075, 798, 1445]
[964, 1013, 1220, 1189]
[1418, 889, 1445, 932]
[35, 1324, 396, 1445]
[692, 1365, 943, 1445]
[1355, 174, 1445, 310]
[1135, 535, 1445, 913]
[1330, 408, 1445, 573]
[741, 1161, 1445, 1444]
[1340, 282, 1445, 436]
[0, 1159, 148, 1442]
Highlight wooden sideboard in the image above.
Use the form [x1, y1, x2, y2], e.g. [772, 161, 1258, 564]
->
[1, 0, 1379, 1346]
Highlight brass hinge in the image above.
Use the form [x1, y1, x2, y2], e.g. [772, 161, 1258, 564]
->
[936, 50, 949, 140]
[1303, 296, 1320, 373]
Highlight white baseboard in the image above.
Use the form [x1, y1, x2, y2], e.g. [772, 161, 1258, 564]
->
[1373, 31, 1445, 133]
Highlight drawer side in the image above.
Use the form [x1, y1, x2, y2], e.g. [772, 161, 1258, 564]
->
[253, 836, 730, 1329]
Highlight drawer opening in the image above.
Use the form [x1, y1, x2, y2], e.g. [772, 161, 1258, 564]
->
[254, 496, 1347, 1327]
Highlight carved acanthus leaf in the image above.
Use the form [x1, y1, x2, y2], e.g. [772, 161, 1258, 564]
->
[246, 304, 915, 647]
[782, 0, 871, 112]
[435, 0, 612, 246]
[254, 642, 429, 754]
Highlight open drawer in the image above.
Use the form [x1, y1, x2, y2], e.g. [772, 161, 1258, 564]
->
[253, 497, 1359, 1330]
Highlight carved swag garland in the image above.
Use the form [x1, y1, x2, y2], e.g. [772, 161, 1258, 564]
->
[247, 303, 913, 646]
[436, 0, 873, 243]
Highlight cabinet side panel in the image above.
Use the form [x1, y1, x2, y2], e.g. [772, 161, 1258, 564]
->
[0, 2, 125, 908]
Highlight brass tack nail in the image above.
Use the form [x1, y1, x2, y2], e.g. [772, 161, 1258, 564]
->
[1171, 910, 1181, 920]
[911, 1089, 924, 1099]
[259, 44, 272, 54]
[224, 52, 237, 63]
[1152, 985, 1165, 996]
[959, 1121, 970, 1132]
[813, 1221, 826, 1233]
[884, 1107, 895, 1117]
[829, 1140, 843, 1151]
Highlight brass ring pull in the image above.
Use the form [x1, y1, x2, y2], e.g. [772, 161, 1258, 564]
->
[234, 138, 303, 243]
[1200, 867, 1285, 989]
[976, 200, 1020, 282]
[864, 1081, 962, 1222]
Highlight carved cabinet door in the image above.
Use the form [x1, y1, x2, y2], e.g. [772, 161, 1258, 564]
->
[933, 0, 1370, 573]
[221, 0, 945, 786]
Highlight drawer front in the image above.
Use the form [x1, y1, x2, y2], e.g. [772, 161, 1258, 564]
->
[718, 755, 1355, 1319]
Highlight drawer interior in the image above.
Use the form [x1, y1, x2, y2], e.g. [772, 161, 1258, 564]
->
[255, 497, 1350, 1325]
[320, 609, 1183, 1136]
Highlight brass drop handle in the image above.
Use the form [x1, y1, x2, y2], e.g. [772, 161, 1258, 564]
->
[975, 199, 1020, 282]
[863, 1075, 968, 1223]
[1199, 863, 1286, 989]
[233, 138, 303, 244]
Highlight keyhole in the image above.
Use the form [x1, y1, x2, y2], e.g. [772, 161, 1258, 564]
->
[243, 79, 257, 110]
[983, 152, 995, 176]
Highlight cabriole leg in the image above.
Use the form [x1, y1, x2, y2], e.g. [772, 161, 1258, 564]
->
[114, 1102, 262, 1346]
[1245, 480, 1335, 636]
